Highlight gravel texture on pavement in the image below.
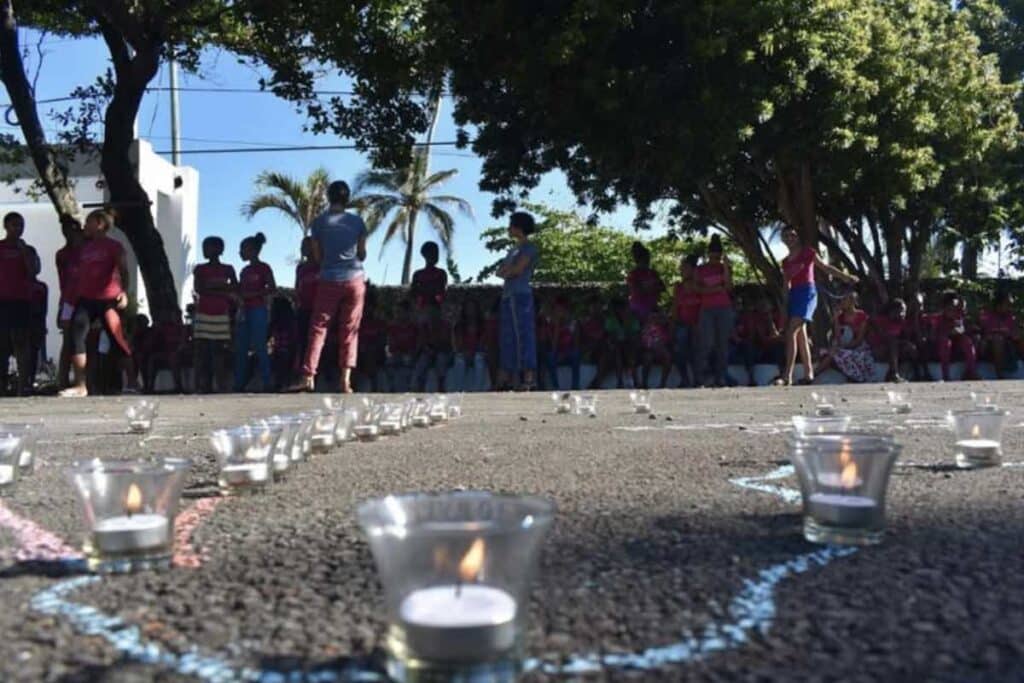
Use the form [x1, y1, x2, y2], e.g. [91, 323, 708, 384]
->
[0, 383, 1022, 682]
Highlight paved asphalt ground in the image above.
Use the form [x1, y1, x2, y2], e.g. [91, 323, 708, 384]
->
[0, 383, 1022, 682]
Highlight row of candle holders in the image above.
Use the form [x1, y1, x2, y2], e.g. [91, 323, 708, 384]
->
[552, 391, 655, 415]
[793, 391, 1009, 546]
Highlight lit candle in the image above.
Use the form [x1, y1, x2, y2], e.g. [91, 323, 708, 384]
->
[219, 462, 270, 488]
[956, 438, 1001, 461]
[398, 539, 517, 661]
[92, 483, 170, 553]
[380, 420, 402, 435]
[412, 415, 430, 428]
[807, 493, 877, 527]
[311, 433, 335, 452]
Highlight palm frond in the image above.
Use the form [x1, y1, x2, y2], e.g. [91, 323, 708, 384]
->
[427, 195, 475, 220]
[240, 194, 303, 230]
[422, 203, 455, 250]
[421, 168, 459, 190]
[354, 168, 406, 193]
[253, 171, 308, 203]
[353, 195, 404, 234]
[380, 207, 411, 253]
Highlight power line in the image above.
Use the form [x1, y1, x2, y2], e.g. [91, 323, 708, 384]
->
[153, 140, 463, 156]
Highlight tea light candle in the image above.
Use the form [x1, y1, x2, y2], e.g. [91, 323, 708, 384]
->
[807, 493, 877, 528]
[816, 471, 863, 488]
[412, 415, 430, 428]
[220, 462, 270, 487]
[448, 406, 462, 419]
[429, 410, 447, 424]
[272, 452, 290, 475]
[129, 420, 152, 434]
[92, 513, 169, 553]
[354, 425, 380, 441]
[311, 433, 335, 452]
[380, 420, 402, 435]
[0, 463, 14, 486]
[815, 404, 836, 417]
[399, 584, 517, 660]
[956, 439, 1001, 461]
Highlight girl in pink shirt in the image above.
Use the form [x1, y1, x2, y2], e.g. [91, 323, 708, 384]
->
[694, 235, 733, 387]
[815, 292, 874, 382]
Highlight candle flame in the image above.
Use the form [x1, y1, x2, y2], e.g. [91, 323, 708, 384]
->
[840, 460, 859, 489]
[458, 538, 485, 583]
[839, 442, 852, 467]
[124, 483, 143, 515]
[971, 424, 981, 439]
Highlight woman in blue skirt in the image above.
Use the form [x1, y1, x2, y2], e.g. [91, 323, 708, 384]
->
[497, 212, 540, 390]
[774, 227, 858, 386]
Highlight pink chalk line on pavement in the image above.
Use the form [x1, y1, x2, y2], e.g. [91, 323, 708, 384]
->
[0, 497, 222, 568]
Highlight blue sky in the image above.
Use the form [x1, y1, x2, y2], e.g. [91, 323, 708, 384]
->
[7, 31, 642, 287]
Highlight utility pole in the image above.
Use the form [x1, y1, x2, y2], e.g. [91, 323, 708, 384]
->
[169, 59, 181, 166]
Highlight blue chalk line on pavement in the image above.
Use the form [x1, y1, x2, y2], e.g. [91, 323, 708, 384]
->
[29, 463, 852, 680]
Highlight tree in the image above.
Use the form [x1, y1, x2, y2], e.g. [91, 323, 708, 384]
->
[476, 202, 750, 289]
[241, 167, 330, 236]
[425, 0, 1020, 302]
[353, 147, 473, 284]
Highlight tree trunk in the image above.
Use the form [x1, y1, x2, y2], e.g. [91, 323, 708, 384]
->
[961, 242, 979, 280]
[98, 25, 179, 313]
[0, 0, 79, 224]
[401, 207, 419, 284]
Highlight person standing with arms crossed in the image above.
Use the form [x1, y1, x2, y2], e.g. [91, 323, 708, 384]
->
[496, 211, 540, 391]
[287, 180, 367, 393]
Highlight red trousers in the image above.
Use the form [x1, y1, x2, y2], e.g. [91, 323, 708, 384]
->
[301, 277, 365, 376]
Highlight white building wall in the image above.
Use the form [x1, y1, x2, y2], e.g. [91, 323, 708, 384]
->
[0, 141, 198, 361]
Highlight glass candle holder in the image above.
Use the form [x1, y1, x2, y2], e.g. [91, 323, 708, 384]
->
[886, 390, 912, 415]
[574, 394, 598, 417]
[948, 408, 1009, 469]
[792, 414, 853, 436]
[332, 408, 357, 443]
[0, 430, 23, 494]
[67, 458, 190, 573]
[125, 400, 157, 434]
[447, 393, 464, 420]
[211, 427, 272, 496]
[629, 391, 652, 414]
[428, 395, 450, 424]
[355, 406, 383, 441]
[412, 400, 432, 428]
[252, 422, 286, 479]
[0, 422, 38, 474]
[970, 392, 1001, 412]
[811, 392, 836, 417]
[789, 432, 900, 546]
[358, 491, 555, 682]
[380, 404, 405, 436]
[551, 392, 574, 414]
[310, 411, 338, 453]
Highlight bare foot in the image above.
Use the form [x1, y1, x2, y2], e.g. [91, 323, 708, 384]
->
[59, 385, 88, 398]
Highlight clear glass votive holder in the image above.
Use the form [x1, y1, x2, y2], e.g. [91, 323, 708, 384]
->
[574, 394, 598, 417]
[310, 411, 337, 453]
[551, 392, 574, 414]
[0, 422, 38, 474]
[380, 404, 405, 436]
[67, 458, 190, 573]
[211, 427, 272, 496]
[447, 393, 464, 419]
[412, 400, 432, 428]
[428, 395, 449, 424]
[789, 432, 900, 546]
[251, 421, 286, 479]
[333, 408, 358, 443]
[629, 391, 652, 414]
[125, 400, 157, 434]
[970, 392, 1001, 412]
[811, 392, 836, 417]
[886, 390, 912, 415]
[792, 414, 853, 436]
[948, 408, 1009, 469]
[358, 491, 555, 683]
[0, 430, 23, 494]
[355, 406, 383, 441]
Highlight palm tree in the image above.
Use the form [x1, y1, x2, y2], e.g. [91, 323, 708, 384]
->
[241, 167, 330, 236]
[353, 147, 473, 284]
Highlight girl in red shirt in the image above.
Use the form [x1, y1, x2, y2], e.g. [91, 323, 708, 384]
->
[672, 254, 701, 387]
[979, 291, 1019, 378]
[868, 298, 921, 383]
[694, 235, 733, 387]
[626, 242, 665, 322]
[233, 232, 276, 392]
[411, 241, 449, 319]
[55, 218, 83, 389]
[815, 292, 874, 383]
[192, 236, 237, 393]
[774, 227, 858, 386]
[453, 298, 486, 391]
[293, 236, 320, 375]
[934, 290, 978, 381]
[59, 209, 133, 398]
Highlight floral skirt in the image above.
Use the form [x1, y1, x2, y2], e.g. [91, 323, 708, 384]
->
[833, 344, 875, 383]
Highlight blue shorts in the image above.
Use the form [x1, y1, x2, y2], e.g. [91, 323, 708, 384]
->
[787, 284, 818, 322]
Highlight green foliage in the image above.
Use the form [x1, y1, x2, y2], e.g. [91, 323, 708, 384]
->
[476, 203, 751, 290]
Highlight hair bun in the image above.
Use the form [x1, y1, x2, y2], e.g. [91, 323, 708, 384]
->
[255, 232, 266, 245]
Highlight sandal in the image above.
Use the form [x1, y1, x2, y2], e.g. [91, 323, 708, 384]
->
[770, 376, 790, 387]
[284, 376, 315, 393]
[796, 377, 815, 386]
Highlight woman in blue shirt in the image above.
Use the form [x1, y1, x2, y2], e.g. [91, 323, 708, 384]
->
[497, 211, 539, 390]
